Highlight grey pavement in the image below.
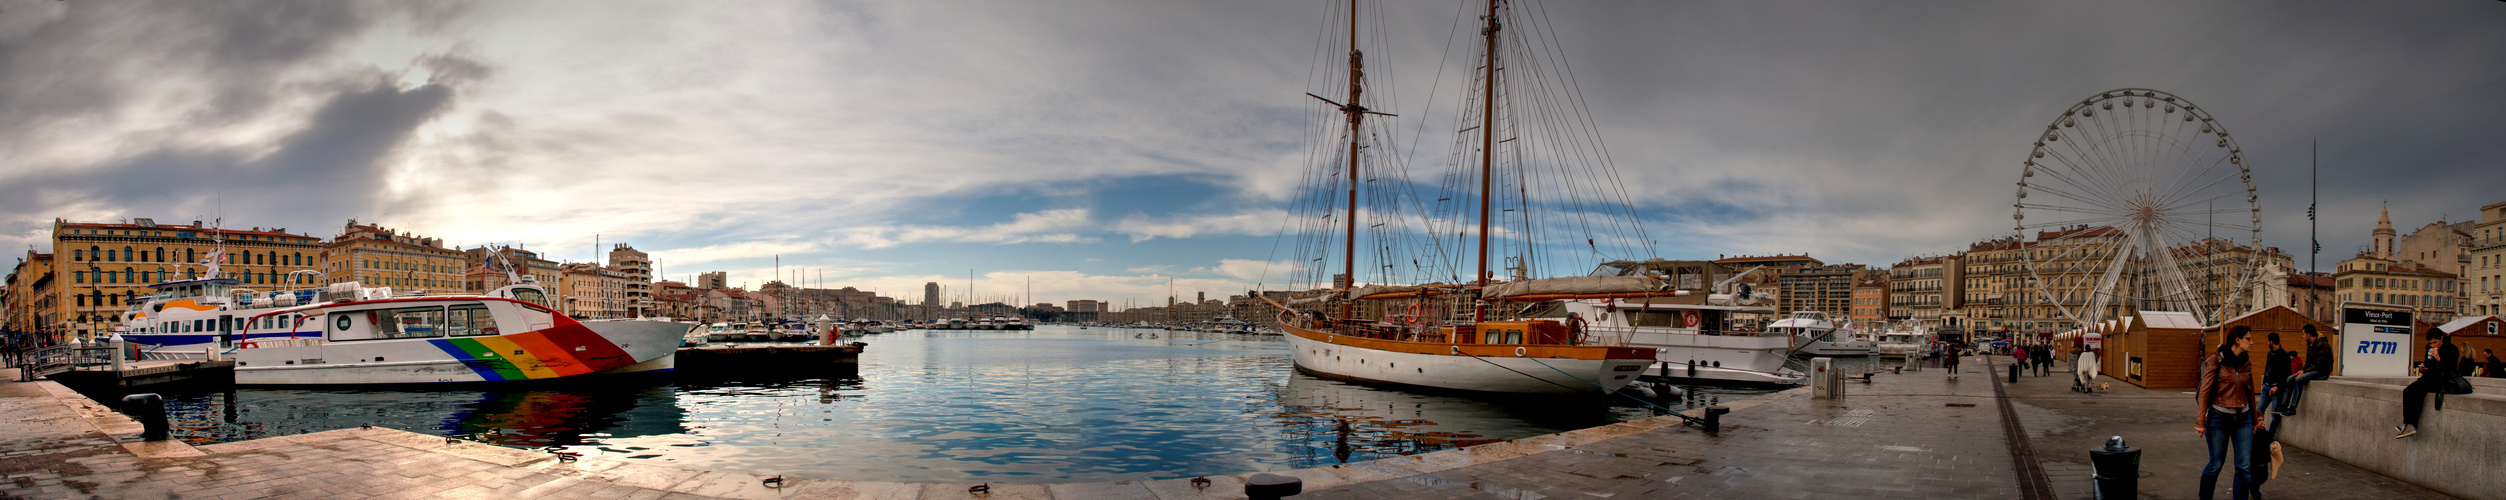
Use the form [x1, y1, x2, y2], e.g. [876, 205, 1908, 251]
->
[0, 354, 2467, 499]
[2005, 356, 2454, 500]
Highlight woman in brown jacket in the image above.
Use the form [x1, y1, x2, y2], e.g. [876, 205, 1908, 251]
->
[2195, 326, 2259, 500]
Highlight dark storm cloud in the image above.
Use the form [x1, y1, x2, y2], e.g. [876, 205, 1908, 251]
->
[0, 0, 479, 247]
[0, 78, 455, 228]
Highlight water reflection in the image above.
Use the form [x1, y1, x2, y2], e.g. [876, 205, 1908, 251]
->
[118, 327, 1780, 483]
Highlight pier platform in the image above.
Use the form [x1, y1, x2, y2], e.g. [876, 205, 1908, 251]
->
[675, 343, 863, 374]
[0, 354, 2463, 499]
[44, 358, 235, 390]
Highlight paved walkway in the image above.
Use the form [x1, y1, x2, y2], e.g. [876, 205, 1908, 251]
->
[2003, 356, 2452, 500]
[0, 355, 2464, 499]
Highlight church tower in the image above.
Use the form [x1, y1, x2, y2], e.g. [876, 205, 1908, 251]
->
[2373, 207, 2395, 259]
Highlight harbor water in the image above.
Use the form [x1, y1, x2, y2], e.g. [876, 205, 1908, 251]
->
[103, 325, 1864, 483]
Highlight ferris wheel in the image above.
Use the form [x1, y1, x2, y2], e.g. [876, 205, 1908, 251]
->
[2014, 88, 2261, 327]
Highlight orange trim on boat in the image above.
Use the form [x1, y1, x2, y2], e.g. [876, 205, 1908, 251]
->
[1281, 323, 1651, 361]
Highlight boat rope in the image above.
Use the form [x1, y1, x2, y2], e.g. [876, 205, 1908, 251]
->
[1457, 352, 1584, 392]
[1522, 356, 1708, 428]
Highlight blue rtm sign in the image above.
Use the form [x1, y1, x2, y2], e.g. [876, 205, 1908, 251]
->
[2355, 341, 2398, 354]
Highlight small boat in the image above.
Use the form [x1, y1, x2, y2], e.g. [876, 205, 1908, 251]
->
[701, 323, 740, 342]
[1772, 311, 1874, 357]
[1875, 326, 1927, 359]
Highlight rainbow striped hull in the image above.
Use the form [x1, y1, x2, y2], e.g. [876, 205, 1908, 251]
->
[226, 303, 686, 385]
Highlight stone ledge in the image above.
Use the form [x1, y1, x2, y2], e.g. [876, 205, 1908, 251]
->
[2279, 378, 2506, 500]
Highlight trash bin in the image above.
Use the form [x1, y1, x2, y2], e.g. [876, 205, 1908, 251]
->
[2089, 436, 2139, 500]
[2009, 363, 2020, 383]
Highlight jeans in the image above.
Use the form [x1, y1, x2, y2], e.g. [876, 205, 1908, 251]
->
[2203, 408, 2254, 499]
[2279, 371, 2325, 414]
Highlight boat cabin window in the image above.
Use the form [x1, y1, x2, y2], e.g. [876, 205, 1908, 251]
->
[446, 304, 494, 337]
[510, 288, 553, 309]
[332, 306, 449, 341]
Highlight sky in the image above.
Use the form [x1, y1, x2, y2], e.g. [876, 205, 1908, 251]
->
[2, 0, 2501, 309]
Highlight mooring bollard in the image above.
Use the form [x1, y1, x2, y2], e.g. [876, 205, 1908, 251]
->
[1811, 357, 1835, 400]
[1245, 473, 1302, 499]
[121, 393, 170, 441]
[111, 340, 127, 372]
[2008, 362, 2020, 383]
[2089, 435, 2139, 499]
[1702, 405, 1730, 433]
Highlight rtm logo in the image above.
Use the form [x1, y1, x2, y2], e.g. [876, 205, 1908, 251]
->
[2356, 341, 2398, 354]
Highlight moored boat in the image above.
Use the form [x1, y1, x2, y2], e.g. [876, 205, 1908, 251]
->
[1773, 311, 1874, 357]
[120, 273, 679, 385]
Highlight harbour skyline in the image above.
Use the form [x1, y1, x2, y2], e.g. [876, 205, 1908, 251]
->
[2, 0, 2501, 305]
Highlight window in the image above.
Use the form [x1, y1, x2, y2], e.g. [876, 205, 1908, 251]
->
[447, 304, 494, 336]
[368, 306, 449, 340]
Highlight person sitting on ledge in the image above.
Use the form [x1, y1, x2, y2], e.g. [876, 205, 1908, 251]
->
[2396, 328, 2462, 439]
[2274, 325, 2332, 416]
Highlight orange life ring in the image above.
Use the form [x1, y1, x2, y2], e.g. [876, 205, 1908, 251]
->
[1683, 311, 1701, 328]
[240, 341, 259, 349]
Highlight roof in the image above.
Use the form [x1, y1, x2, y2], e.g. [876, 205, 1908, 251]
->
[2137, 311, 2204, 330]
[59, 221, 311, 240]
[2437, 316, 2500, 334]
[2287, 274, 2333, 288]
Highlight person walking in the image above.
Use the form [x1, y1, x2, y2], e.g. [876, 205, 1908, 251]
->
[2276, 326, 2334, 416]
[2396, 329, 2467, 439]
[1943, 344, 1961, 380]
[2196, 326, 2260, 500]
[2036, 343, 2056, 377]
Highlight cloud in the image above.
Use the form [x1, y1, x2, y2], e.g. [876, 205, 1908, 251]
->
[651, 240, 822, 267]
[1192, 258, 1300, 283]
[2, 0, 2499, 300]
[838, 209, 1097, 249]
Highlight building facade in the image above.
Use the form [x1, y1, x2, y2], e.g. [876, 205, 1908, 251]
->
[463, 246, 561, 294]
[1850, 277, 1888, 328]
[2474, 201, 2506, 316]
[1889, 256, 1955, 328]
[4, 251, 59, 343]
[324, 220, 465, 296]
[607, 244, 653, 318]
[558, 262, 629, 319]
[50, 219, 324, 341]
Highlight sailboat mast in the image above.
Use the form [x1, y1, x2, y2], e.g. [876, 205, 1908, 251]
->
[1473, 0, 1501, 322]
[1339, 0, 1364, 324]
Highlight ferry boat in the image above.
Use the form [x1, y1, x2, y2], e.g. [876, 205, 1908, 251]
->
[1772, 311, 1875, 357]
[117, 274, 682, 385]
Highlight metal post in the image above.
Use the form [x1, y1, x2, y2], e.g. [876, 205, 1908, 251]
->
[121, 393, 169, 441]
[111, 340, 126, 372]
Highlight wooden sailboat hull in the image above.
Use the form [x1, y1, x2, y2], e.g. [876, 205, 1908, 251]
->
[1280, 323, 1652, 395]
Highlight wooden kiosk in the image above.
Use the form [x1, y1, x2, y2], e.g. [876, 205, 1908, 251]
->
[2202, 306, 2338, 377]
[2430, 316, 2505, 375]
[2103, 311, 2206, 389]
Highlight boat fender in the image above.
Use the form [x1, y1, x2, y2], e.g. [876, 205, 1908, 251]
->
[1627, 385, 1656, 398]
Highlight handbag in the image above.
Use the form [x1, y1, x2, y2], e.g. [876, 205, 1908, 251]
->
[2440, 373, 2475, 395]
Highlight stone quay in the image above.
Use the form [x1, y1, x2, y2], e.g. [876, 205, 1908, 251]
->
[0, 355, 2472, 499]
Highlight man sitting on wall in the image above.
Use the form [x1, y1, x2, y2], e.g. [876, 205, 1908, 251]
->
[2273, 325, 2332, 417]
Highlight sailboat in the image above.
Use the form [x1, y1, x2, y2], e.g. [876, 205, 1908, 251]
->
[1263, 0, 1655, 395]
